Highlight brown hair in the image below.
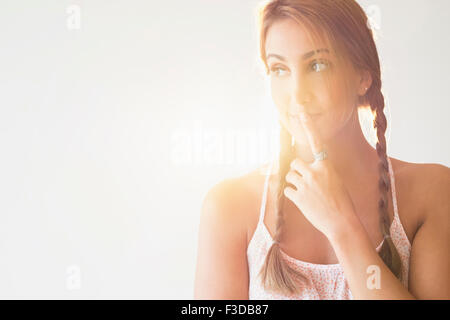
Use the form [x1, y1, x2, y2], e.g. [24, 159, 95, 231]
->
[256, 0, 402, 296]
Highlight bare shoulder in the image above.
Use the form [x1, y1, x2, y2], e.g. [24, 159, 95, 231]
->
[195, 167, 269, 299]
[389, 157, 450, 224]
[201, 161, 276, 236]
[201, 164, 270, 238]
[391, 159, 450, 299]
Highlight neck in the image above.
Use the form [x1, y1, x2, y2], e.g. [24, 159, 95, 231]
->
[292, 110, 379, 185]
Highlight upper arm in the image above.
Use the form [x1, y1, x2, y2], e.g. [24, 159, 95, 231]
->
[194, 179, 250, 299]
[408, 164, 450, 299]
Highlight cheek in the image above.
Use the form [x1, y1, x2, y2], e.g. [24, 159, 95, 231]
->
[270, 81, 289, 112]
[320, 101, 355, 141]
[322, 80, 354, 124]
[333, 85, 356, 122]
[270, 81, 291, 129]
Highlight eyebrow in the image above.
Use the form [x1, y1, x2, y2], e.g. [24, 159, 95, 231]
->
[266, 48, 330, 62]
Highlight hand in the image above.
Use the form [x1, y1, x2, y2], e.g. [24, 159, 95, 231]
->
[284, 113, 358, 240]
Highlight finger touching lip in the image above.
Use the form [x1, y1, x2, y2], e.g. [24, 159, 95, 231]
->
[288, 112, 322, 121]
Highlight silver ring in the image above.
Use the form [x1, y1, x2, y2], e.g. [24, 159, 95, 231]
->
[313, 150, 328, 161]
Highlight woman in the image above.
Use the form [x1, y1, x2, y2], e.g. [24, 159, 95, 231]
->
[194, 0, 449, 300]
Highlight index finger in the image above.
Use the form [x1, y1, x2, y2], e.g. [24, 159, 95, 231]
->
[299, 112, 324, 156]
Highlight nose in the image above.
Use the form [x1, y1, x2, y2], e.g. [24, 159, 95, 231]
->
[289, 74, 312, 114]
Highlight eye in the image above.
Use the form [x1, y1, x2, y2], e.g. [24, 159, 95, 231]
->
[269, 65, 289, 77]
[310, 59, 331, 73]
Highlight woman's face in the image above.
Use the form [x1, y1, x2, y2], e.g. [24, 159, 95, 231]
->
[265, 18, 365, 146]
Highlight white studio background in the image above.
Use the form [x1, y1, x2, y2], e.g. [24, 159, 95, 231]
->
[0, 0, 448, 299]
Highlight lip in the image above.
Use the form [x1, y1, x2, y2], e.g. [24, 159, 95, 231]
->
[288, 113, 323, 121]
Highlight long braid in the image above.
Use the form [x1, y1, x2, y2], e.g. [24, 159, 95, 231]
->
[258, 125, 310, 295]
[369, 85, 403, 279]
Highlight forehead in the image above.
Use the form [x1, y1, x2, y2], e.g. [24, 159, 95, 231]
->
[265, 18, 327, 59]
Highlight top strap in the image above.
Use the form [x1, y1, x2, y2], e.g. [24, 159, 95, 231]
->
[387, 157, 400, 221]
[258, 160, 274, 223]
